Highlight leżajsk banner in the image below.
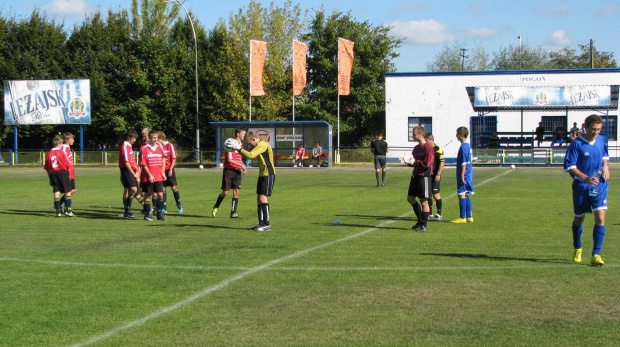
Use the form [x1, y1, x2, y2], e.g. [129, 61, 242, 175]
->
[4, 79, 91, 125]
[472, 85, 612, 108]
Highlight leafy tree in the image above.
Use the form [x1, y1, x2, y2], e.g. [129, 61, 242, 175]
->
[549, 41, 617, 69]
[65, 10, 134, 148]
[426, 40, 490, 72]
[300, 10, 401, 145]
[0, 10, 69, 149]
[491, 43, 553, 70]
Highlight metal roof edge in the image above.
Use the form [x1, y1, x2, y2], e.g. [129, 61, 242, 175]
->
[384, 68, 620, 78]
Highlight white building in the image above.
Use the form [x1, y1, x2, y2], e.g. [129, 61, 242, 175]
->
[384, 69, 619, 162]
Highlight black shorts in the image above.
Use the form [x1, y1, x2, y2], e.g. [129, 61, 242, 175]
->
[49, 171, 71, 193]
[221, 168, 242, 191]
[120, 168, 139, 188]
[141, 181, 164, 196]
[374, 155, 386, 169]
[408, 175, 432, 199]
[164, 169, 177, 187]
[256, 175, 275, 196]
[70, 178, 76, 190]
[431, 176, 441, 194]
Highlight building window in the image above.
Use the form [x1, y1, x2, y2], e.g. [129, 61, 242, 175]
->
[470, 115, 497, 147]
[602, 115, 617, 141]
[408, 117, 432, 142]
[541, 116, 567, 138]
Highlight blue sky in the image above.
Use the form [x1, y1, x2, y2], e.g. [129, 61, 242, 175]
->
[2, 0, 620, 72]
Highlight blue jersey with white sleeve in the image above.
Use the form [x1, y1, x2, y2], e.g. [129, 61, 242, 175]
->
[563, 134, 608, 181]
[456, 142, 474, 195]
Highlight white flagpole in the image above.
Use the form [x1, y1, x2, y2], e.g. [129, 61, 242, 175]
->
[249, 40, 252, 122]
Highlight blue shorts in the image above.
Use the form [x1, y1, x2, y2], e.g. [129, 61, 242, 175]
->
[572, 180, 608, 217]
[457, 178, 474, 196]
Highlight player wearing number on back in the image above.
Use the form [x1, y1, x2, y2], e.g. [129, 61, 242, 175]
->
[44, 136, 74, 217]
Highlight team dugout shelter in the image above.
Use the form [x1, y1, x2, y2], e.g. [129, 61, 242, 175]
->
[211, 121, 332, 168]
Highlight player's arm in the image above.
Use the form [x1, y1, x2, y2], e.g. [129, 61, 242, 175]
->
[436, 160, 445, 181]
[162, 157, 167, 180]
[240, 142, 266, 159]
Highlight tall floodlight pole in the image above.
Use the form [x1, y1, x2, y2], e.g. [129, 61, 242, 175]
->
[166, 0, 200, 163]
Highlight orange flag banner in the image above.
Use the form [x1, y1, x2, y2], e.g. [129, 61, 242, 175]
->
[292, 40, 307, 96]
[338, 38, 355, 96]
[250, 40, 267, 96]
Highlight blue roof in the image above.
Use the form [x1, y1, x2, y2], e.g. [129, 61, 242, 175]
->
[384, 68, 620, 78]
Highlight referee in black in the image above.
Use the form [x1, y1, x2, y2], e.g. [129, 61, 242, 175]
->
[370, 132, 389, 187]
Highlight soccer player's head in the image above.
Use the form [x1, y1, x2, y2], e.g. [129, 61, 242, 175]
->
[158, 131, 166, 142]
[141, 127, 151, 141]
[63, 132, 74, 144]
[246, 132, 259, 147]
[584, 114, 603, 140]
[425, 132, 435, 145]
[53, 137, 63, 147]
[235, 127, 247, 140]
[456, 126, 469, 140]
[148, 130, 159, 144]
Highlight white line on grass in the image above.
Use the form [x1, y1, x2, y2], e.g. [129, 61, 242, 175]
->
[64, 169, 512, 346]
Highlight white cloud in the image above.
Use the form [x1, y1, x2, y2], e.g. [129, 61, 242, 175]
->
[534, 5, 574, 17]
[390, 3, 429, 15]
[596, 4, 620, 16]
[547, 30, 571, 47]
[389, 19, 454, 45]
[42, 0, 89, 19]
[467, 27, 497, 39]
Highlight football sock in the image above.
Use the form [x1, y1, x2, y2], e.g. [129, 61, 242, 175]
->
[466, 197, 472, 218]
[144, 202, 151, 215]
[261, 203, 270, 225]
[214, 195, 225, 209]
[572, 222, 583, 249]
[421, 211, 429, 227]
[436, 199, 443, 215]
[231, 198, 238, 214]
[133, 194, 143, 205]
[592, 225, 606, 255]
[257, 205, 263, 225]
[412, 201, 422, 221]
[64, 197, 72, 213]
[126, 197, 133, 212]
[459, 198, 467, 219]
[157, 200, 164, 214]
[428, 198, 433, 214]
[375, 172, 380, 186]
[173, 189, 181, 205]
[123, 197, 128, 211]
[162, 193, 167, 209]
[59, 195, 65, 206]
[381, 171, 386, 184]
[54, 198, 62, 214]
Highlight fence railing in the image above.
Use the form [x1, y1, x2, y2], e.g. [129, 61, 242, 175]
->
[0, 147, 374, 167]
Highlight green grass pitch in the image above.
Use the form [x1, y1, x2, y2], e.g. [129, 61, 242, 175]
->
[1, 165, 619, 346]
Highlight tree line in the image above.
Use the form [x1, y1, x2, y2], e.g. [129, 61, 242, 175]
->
[0, 0, 401, 150]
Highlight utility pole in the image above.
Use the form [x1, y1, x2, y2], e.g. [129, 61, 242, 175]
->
[590, 39, 594, 68]
[459, 48, 468, 71]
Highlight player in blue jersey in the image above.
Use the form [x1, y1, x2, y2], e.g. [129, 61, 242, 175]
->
[451, 126, 474, 224]
[563, 114, 610, 266]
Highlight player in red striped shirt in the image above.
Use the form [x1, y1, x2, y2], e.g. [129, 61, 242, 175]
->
[140, 130, 167, 221]
[44, 136, 74, 217]
[119, 130, 144, 218]
[212, 127, 246, 218]
[158, 131, 183, 213]
[60, 132, 76, 213]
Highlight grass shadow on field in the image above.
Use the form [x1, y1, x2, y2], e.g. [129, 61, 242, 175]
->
[173, 223, 252, 231]
[336, 214, 413, 221]
[2, 209, 54, 218]
[420, 252, 565, 264]
[328, 222, 410, 230]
